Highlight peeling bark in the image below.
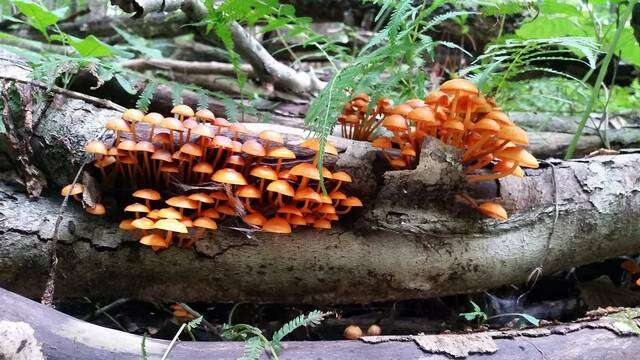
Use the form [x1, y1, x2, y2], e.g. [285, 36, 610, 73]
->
[1, 287, 639, 359]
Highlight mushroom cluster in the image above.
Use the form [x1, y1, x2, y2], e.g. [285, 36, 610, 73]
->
[338, 79, 539, 220]
[66, 105, 362, 251]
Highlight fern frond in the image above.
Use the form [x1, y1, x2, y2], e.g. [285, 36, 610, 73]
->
[239, 337, 264, 360]
[136, 81, 158, 112]
[271, 310, 331, 353]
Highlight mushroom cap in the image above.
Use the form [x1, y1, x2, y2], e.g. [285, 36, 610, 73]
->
[237, 185, 261, 199]
[390, 157, 407, 168]
[229, 123, 248, 134]
[154, 218, 188, 233]
[371, 137, 392, 149]
[493, 160, 524, 178]
[290, 163, 320, 180]
[495, 147, 538, 168]
[181, 217, 194, 228]
[258, 130, 284, 144]
[341, 114, 360, 124]
[159, 163, 180, 173]
[125, 203, 150, 213]
[440, 78, 479, 95]
[343, 325, 364, 340]
[147, 209, 160, 219]
[86, 203, 106, 215]
[166, 196, 198, 209]
[382, 114, 408, 132]
[478, 202, 508, 221]
[231, 141, 243, 153]
[484, 111, 513, 126]
[267, 180, 295, 197]
[277, 205, 303, 217]
[209, 191, 228, 201]
[152, 132, 172, 145]
[405, 98, 426, 108]
[139, 234, 168, 247]
[213, 117, 231, 128]
[158, 207, 182, 219]
[341, 196, 363, 207]
[194, 217, 218, 230]
[180, 143, 203, 157]
[151, 149, 173, 162]
[188, 192, 214, 204]
[401, 146, 417, 157]
[267, 146, 296, 159]
[195, 108, 215, 121]
[250, 165, 278, 180]
[119, 219, 136, 231]
[161, 117, 185, 131]
[319, 193, 333, 204]
[242, 139, 266, 157]
[353, 92, 370, 102]
[202, 208, 221, 219]
[294, 187, 321, 202]
[192, 124, 216, 138]
[216, 204, 236, 216]
[497, 125, 528, 145]
[366, 324, 382, 336]
[442, 120, 465, 132]
[304, 214, 316, 224]
[133, 188, 161, 201]
[473, 118, 500, 133]
[183, 117, 199, 130]
[321, 167, 333, 180]
[61, 183, 84, 196]
[131, 217, 155, 230]
[117, 139, 137, 151]
[135, 141, 156, 153]
[120, 155, 138, 165]
[299, 139, 338, 155]
[387, 104, 413, 117]
[142, 112, 164, 125]
[313, 218, 332, 229]
[406, 107, 435, 123]
[278, 169, 298, 182]
[316, 204, 336, 214]
[288, 215, 307, 226]
[225, 154, 245, 167]
[105, 117, 131, 132]
[212, 168, 248, 185]
[244, 212, 267, 227]
[193, 162, 214, 174]
[213, 135, 232, 149]
[95, 156, 116, 169]
[425, 91, 450, 106]
[262, 217, 292, 234]
[331, 171, 352, 183]
[171, 104, 195, 117]
[329, 190, 347, 200]
[85, 140, 108, 155]
[122, 109, 144, 123]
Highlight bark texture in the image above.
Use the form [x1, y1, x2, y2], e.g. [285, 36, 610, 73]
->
[1, 287, 640, 360]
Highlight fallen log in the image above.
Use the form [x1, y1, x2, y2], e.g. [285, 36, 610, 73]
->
[1, 287, 639, 360]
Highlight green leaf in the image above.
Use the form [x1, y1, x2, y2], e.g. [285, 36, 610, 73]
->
[13, 1, 60, 38]
[615, 28, 640, 67]
[516, 17, 593, 39]
[539, 0, 581, 17]
[517, 313, 540, 326]
[136, 82, 159, 112]
[67, 35, 114, 58]
[115, 74, 136, 94]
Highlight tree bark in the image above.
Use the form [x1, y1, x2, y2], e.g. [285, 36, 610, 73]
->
[1, 287, 639, 360]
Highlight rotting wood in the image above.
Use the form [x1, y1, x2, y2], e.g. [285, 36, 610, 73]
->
[0, 287, 639, 359]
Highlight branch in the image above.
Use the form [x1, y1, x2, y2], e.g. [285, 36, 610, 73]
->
[122, 58, 255, 77]
[111, 0, 326, 94]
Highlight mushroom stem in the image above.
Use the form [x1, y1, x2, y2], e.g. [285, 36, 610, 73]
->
[148, 125, 156, 142]
[459, 193, 479, 208]
[168, 130, 175, 152]
[244, 198, 255, 213]
[336, 206, 352, 215]
[143, 153, 152, 184]
[463, 133, 494, 162]
[464, 140, 508, 164]
[332, 181, 343, 193]
[130, 123, 138, 142]
[467, 163, 518, 183]
[463, 155, 493, 175]
[165, 231, 174, 246]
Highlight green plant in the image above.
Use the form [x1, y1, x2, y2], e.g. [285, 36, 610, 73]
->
[160, 316, 203, 360]
[459, 300, 540, 328]
[221, 310, 331, 360]
[306, 0, 472, 170]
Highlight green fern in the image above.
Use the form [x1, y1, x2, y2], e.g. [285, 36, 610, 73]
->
[221, 310, 331, 360]
[136, 81, 158, 112]
[171, 83, 185, 106]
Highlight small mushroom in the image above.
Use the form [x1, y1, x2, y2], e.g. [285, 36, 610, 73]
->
[343, 325, 363, 340]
